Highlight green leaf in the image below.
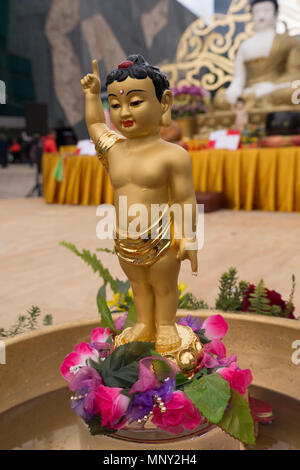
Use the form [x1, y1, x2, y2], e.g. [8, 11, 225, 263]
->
[97, 284, 106, 301]
[87, 416, 116, 436]
[97, 295, 117, 333]
[123, 304, 137, 329]
[219, 389, 255, 445]
[184, 373, 230, 423]
[116, 279, 130, 295]
[98, 341, 155, 388]
[149, 349, 162, 357]
[152, 358, 173, 381]
[196, 329, 211, 345]
[96, 247, 116, 255]
[176, 368, 209, 389]
[175, 372, 190, 388]
[43, 314, 53, 326]
[60, 242, 118, 293]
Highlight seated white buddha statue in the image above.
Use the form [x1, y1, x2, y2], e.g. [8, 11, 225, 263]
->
[214, 0, 300, 109]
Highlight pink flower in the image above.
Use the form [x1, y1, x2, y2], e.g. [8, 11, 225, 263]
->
[217, 362, 253, 395]
[129, 357, 179, 395]
[90, 328, 113, 358]
[201, 339, 237, 369]
[60, 342, 99, 382]
[205, 339, 227, 358]
[90, 327, 113, 344]
[152, 391, 202, 434]
[94, 385, 130, 430]
[202, 315, 228, 340]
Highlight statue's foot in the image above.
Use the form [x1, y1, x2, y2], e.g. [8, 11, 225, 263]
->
[123, 322, 155, 343]
[155, 324, 181, 353]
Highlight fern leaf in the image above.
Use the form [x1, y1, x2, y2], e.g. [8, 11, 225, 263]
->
[249, 280, 271, 316]
[60, 241, 118, 293]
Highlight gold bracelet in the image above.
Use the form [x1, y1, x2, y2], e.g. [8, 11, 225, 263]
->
[95, 129, 125, 171]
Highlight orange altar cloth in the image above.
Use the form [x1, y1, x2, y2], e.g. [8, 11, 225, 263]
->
[43, 147, 300, 211]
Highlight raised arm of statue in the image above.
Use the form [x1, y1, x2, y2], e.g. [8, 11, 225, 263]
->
[81, 60, 107, 143]
[81, 60, 125, 171]
[226, 47, 247, 105]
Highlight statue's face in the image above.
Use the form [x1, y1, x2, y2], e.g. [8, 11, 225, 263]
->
[107, 76, 164, 138]
[252, 1, 277, 31]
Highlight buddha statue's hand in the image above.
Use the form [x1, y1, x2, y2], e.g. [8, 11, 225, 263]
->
[176, 238, 198, 275]
[250, 81, 277, 99]
[80, 60, 101, 95]
[226, 84, 243, 106]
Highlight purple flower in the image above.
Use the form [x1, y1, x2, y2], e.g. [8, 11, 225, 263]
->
[69, 366, 102, 392]
[130, 356, 179, 394]
[177, 315, 203, 332]
[71, 390, 93, 421]
[126, 378, 175, 423]
[114, 312, 128, 331]
[69, 366, 103, 420]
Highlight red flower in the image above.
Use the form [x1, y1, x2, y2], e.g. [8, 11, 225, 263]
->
[241, 284, 255, 312]
[242, 284, 295, 319]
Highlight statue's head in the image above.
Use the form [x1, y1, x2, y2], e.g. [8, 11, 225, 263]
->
[106, 54, 173, 138]
[251, 0, 279, 31]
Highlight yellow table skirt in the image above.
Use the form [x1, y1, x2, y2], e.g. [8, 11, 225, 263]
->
[43, 154, 114, 206]
[43, 148, 300, 211]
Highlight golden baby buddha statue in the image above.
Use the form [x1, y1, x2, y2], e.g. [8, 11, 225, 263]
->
[81, 55, 200, 360]
[214, 0, 300, 110]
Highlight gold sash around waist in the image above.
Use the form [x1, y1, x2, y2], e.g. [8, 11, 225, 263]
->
[114, 207, 174, 266]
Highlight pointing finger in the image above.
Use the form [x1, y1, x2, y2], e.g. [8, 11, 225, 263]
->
[92, 60, 100, 77]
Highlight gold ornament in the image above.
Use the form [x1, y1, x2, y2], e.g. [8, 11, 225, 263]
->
[114, 324, 203, 376]
[161, 0, 252, 91]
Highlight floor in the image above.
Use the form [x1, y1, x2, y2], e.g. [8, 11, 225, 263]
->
[0, 164, 36, 199]
[0, 194, 299, 330]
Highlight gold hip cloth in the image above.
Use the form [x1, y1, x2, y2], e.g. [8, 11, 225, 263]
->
[114, 210, 174, 267]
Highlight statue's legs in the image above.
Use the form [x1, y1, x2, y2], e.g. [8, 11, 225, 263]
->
[148, 245, 181, 351]
[118, 245, 181, 350]
[118, 258, 156, 342]
[261, 86, 295, 107]
[214, 84, 296, 110]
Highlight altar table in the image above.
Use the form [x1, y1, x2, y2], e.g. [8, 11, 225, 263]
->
[43, 147, 300, 211]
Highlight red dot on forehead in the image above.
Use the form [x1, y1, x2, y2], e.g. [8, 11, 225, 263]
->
[119, 89, 124, 95]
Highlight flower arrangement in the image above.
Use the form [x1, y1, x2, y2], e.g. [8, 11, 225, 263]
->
[60, 311, 255, 445]
[172, 85, 211, 119]
[215, 268, 296, 319]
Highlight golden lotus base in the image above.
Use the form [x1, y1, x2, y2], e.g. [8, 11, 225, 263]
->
[114, 324, 203, 375]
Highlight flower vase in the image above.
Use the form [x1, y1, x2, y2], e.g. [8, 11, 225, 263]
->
[77, 417, 242, 450]
[176, 116, 197, 140]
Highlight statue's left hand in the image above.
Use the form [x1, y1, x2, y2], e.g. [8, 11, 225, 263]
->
[176, 238, 198, 275]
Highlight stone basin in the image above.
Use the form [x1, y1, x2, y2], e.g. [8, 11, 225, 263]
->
[0, 312, 299, 450]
